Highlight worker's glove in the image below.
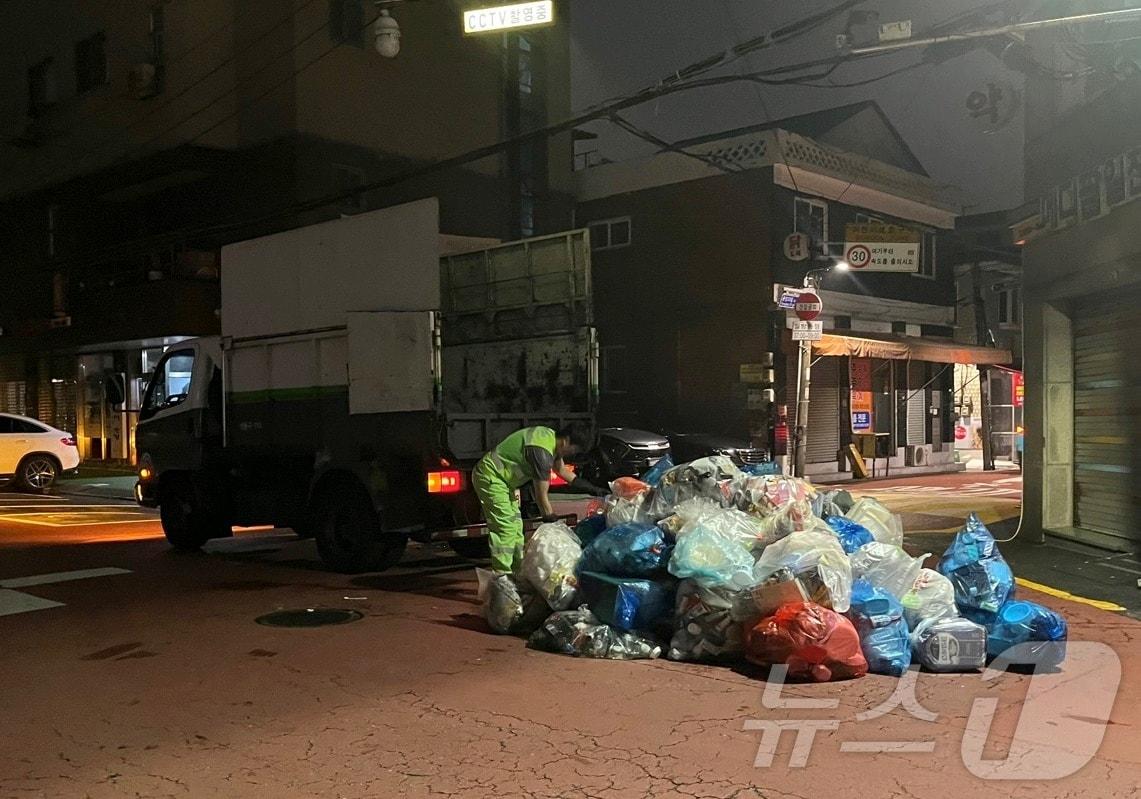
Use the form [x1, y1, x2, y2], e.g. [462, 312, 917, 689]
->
[570, 477, 609, 497]
[540, 513, 561, 524]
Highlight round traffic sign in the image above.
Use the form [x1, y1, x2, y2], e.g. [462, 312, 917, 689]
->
[794, 291, 822, 321]
[955, 425, 967, 441]
[845, 244, 872, 269]
[783, 232, 810, 262]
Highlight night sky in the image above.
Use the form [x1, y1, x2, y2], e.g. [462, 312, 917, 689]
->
[571, 0, 1028, 213]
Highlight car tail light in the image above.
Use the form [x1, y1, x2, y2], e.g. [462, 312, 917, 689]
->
[61, 437, 76, 447]
[427, 470, 463, 494]
[549, 464, 576, 486]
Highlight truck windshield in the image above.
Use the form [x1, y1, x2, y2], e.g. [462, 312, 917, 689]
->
[141, 349, 196, 418]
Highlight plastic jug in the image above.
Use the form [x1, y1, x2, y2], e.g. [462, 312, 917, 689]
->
[911, 617, 987, 672]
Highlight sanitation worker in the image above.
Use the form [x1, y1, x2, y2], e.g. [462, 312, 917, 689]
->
[474, 422, 607, 574]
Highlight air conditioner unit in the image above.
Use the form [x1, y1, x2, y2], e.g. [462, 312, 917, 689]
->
[905, 444, 929, 467]
[129, 63, 158, 99]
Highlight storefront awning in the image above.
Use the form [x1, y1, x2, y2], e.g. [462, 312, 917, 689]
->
[812, 332, 1012, 365]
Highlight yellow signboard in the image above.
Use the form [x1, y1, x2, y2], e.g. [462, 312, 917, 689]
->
[463, 1, 555, 34]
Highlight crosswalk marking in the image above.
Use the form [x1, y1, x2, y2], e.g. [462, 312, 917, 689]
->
[0, 567, 132, 617]
[0, 493, 155, 528]
[0, 589, 64, 616]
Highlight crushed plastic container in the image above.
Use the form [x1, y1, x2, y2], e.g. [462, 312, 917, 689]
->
[753, 530, 853, 612]
[846, 497, 904, 548]
[849, 542, 928, 600]
[937, 513, 1015, 625]
[911, 616, 988, 672]
[476, 568, 548, 635]
[900, 568, 959, 629]
[745, 602, 868, 682]
[667, 524, 755, 589]
[520, 521, 583, 611]
[668, 579, 758, 662]
[577, 571, 675, 632]
[640, 454, 674, 487]
[846, 579, 911, 676]
[826, 516, 876, 555]
[527, 606, 662, 660]
[580, 522, 672, 577]
[986, 600, 1068, 668]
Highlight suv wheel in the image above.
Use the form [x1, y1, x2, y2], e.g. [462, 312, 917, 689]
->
[16, 455, 58, 493]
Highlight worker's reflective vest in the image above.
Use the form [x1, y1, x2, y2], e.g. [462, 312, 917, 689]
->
[480, 426, 557, 489]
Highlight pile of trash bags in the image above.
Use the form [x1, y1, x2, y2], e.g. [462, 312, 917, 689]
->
[479, 456, 1069, 677]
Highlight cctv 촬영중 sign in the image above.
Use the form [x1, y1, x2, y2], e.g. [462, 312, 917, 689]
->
[463, 1, 554, 34]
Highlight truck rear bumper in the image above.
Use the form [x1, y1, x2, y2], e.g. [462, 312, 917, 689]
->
[135, 480, 159, 508]
[418, 513, 579, 543]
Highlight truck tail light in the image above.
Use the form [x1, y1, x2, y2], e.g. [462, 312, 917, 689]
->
[427, 470, 463, 494]
[61, 437, 76, 447]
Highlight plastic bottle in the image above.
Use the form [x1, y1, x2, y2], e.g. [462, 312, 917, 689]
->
[911, 617, 987, 672]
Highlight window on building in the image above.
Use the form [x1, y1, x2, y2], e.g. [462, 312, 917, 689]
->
[855, 212, 883, 224]
[917, 231, 937, 278]
[601, 346, 629, 394]
[518, 36, 533, 97]
[149, 6, 166, 93]
[588, 217, 632, 251]
[333, 164, 366, 212]
[794, 197, 828, 252]
[75, 31, 108, 93]
[998, 287, 1021, 326]
[329, 0, 365, 47]
[27, 58, 57, 117]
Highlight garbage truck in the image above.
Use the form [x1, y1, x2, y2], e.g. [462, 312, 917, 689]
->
[134, 198, 596, 572]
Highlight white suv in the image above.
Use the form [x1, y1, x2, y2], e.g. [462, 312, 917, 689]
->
[0, 413, 81, 492]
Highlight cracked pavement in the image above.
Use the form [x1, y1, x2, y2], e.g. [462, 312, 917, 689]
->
[1, 522, 1139, 798]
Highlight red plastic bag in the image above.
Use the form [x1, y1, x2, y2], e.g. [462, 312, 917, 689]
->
[745, 602, 868, 682]
[610, 476, 650, 500]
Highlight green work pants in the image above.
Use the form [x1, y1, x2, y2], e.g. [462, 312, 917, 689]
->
[473, 461, 523, 574]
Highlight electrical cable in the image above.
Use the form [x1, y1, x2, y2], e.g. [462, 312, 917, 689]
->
[606, 113, 740, 174]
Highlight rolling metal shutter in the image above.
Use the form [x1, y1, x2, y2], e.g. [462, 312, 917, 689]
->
[1073, 292, 1140, 544]
[807, 356, 840, 464]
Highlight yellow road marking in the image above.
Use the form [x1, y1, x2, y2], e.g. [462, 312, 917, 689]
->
[1015, 577, 1126, 612]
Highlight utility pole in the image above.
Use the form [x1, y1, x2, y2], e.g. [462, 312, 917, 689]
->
[791, 270, 825, 479]
[971, 262, 995, 471]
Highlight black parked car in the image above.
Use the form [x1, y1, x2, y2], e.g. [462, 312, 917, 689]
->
[572, 428, 769, 486]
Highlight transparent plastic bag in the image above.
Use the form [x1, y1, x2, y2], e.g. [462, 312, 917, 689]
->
[846, 579, 911, 677]
[580, 522, 672, 577]
[745, 602, 868, 682]
[648, 457, 741, 518]
[578, 571, 675, 632]
[937, 513, 1015, 625]
[476, 568, 548, 635]
[755, 499, 820, 548]
[825, 515, 876, 555]
[986, 600, 1067, 667]
[911, 616, 987, 672]
[667, 525, 755, 589]
[610, 476, 650, 500]
[668, 579, 758, 662]
[640, 454, 674, 487]
[730, 474, 816, 517]
[848, 542, 929, 600]
[753, 530, 853, 612]
[682, 506, 772, 553]
[526, 606, 661, 660]
[520, 522, 583, 611]
[846, 497, 904, 548]
[605, 491, 653, 528]
[900, 568, 959, 629]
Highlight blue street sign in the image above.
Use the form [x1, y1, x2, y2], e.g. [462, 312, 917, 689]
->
[852, 411, 872, 430]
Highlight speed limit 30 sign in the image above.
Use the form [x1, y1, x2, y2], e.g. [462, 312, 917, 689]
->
[845, 244, 871, 269]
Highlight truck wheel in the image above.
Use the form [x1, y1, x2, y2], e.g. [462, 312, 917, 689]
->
[310, 478, 406, 574]
[160, 476, 231, 551]
[448, 538, 490, 560]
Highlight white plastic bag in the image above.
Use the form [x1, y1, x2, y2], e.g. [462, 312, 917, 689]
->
[604, 491, 652, 528]
[755, 499, 822, 548]
[848, 542, 929, 600]
[900, 567, 959, 629]
[846, 497, 904, 547]
[521, 522, 583, 611]
[681, 505, 771, 553]
[753, 530, 853, 612]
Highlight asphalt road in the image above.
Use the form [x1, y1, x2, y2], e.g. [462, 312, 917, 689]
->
[1, 478, 1139, 797]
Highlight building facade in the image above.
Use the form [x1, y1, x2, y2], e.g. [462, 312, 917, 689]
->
[576, 103, 1009, 481]
[0, 0, 573, 462]
[1018, 7, 1141, 550]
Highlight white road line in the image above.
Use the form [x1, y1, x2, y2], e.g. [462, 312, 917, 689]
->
[0, 567, 132, 589]
[0, 589, 64, 617]
[1095, 562, 1141, 577]
[1, 515, 156, 527]
[0, 504, 135, 510]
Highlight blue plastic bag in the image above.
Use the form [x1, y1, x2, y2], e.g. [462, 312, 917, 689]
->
[575, 514, 608, 549]
[987, 600, 1067, 668]
[825, 516, 876, 555]
[577, 571, 676, 632]
[668, 525, 755, 589]
[640, 454, 674, 487]
[937, 513, 1015, 625]
[740, 461, 782, 476]
[846, 579, 911, 676]
[580, 522, 672, 577]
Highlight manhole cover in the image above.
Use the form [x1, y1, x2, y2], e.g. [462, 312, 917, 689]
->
[255, 608, 363, 628]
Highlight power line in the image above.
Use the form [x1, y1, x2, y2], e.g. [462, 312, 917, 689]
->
[606, 113, 740, 174]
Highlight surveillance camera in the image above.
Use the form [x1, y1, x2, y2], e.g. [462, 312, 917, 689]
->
[375, 9, 401, 58]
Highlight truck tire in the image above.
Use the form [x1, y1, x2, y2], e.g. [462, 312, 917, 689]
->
[448, 538, 490, 560]
[310, 477, 406, 574]
[160, 475, 231, 551]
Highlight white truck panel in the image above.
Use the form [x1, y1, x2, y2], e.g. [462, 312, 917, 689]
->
[222, 198, 440, 340]
[226, 330, 348, 395]
[348, 312, 435, 415]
